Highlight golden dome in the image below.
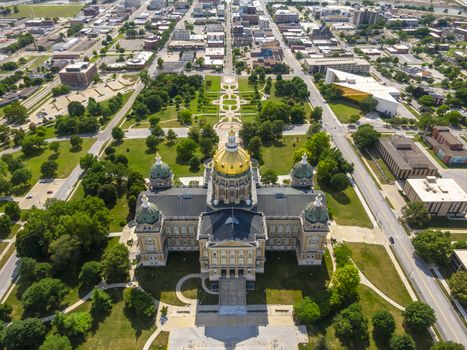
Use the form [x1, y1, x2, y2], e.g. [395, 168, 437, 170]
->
[213, 129, 251, 176]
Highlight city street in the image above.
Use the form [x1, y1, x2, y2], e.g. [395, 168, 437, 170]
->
[258, 0, 467, 345]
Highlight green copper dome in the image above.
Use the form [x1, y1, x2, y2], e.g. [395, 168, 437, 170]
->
[304, 194, 328, 224]
[150, 154, 171, 180]
[292, 153, 313, 179]
[135, 195, 160, 224]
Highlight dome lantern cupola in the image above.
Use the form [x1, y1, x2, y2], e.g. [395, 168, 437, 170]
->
[149, 153, 172, 189]
[213, 127, 251, 177]
[291, 153, 314, 188]
[304, 194, 328, 224]
[135, 195, 161, 225]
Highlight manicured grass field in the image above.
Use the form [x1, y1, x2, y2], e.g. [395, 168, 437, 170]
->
[315, 180, 373, 228]
[362, 148, 395, 185]
[149, 331, 169, 350]
[76, 289, 157, 350]
[428, 217, 467, 230]
[0, 243, 15, 271]
[114, 138, 204, 177]
[8, 4, 84, 18]
[137, 252, 201, 306]
[205, 75, 221, 93]
[11, 138, 95, 194]
[329, 99, 362, 123]
[0, 242, 8, 257]
[108, 195, 130, 232]
[247, 251, 331, 305]
[259, 135, 307, 175]
[345, 243, 412, 306]
[238, 77, 254, 92]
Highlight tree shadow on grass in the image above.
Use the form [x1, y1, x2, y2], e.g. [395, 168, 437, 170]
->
[406, 328, 434, 350]
[372, 332, 391, 350]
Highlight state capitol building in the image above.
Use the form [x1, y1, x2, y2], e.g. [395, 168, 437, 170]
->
[134, 129, 330, 287]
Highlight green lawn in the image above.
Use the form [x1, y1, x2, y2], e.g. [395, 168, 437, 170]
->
[259, 136, 307, 175]
[114, 138, 204, 177]
[329, 99, 362, 123]
[319, 183, 373, 229]
[8, 4, 83, 18]
[345, 243, 412, 306]
[450, 232, 467, 242]
[149, 331, 169, 350]
[11, 138, 95, 194]
[76, 289, 157, 350]
[205, 75, 221, 93]
[28, 55, 49, 71]
[238, 77, 254, 92]
[108, 195, 130, 232]
[402, 102, 421, 119]
[0, 242, 8, 256]
[247, 251, 331, 305]
[362, 148, 395, 185]
[428, 217, 467, 230]
[136, 252, 201, 306]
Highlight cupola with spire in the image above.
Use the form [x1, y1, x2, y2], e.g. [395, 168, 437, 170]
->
[135, 195, 161, 225]
[290, 153, 314, 188]
[303, 194, 328, 224]
[149, 153, 172, 189]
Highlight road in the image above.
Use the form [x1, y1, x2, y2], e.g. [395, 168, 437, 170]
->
[224, 0, 233, 74]
[0, 1, 199, 302]
[259, 0, 467, 345]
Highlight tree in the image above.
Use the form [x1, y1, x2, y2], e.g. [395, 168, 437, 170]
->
[176, 138, 197, 162]
[157, 57, 164, 68]
[166, 129, 177, 145]
[0, 303, 12, 322]
[333, 243, 352, 268]
[448, 271, 467, 308]
[91, 288, 113, 316]
[177, 109, 192, 124]
[261, 169, 278, 185]
[70, 135, 83, 151]
[48, 234, 80, 272]
[21, 135, 46, 156]
[430, 342, 465, 350]
[302, 131, 331, 166]
[334, 303, 369, 344]
[247, 136, 262, 160]
[11, 168, 32, 186]
[101, 243, 130, 283]
[419, 95, 436, 108]
[330, 264, 360, 306]
[3, 318, 46, 350]
[97, 183, 118, 208]
[329, 173, 349, 192]
[403, 301, 436, 331]
[293, 296, 321, 324]
[390, 334, 416, 350]
[123, 287, 156, 319]
[372, 310, 396, 339]
[402, 201, 431, 228]
[18, 257, 51, 286]
[39, 334, 72, 350]
[67, 101, 85, 117]
[22, 278, 68, 315]
[49, 141, 60, 154]
[112, 127, 124, 142]
[146, 135, 159, 152]
[360, 96, 378, 114]
[199, 137, 213, 158]
[0, 214, 11, 237]
[79, 261, 102, 287]
[189, 156, 200, 171]
[4, 101, 28, 124]
[311, 106, 323, 122]
[53, 312, 93, 337]
[40, 160, 58, 179]
[52, 85, 70, 97]
[352, 124, 380, 149]
[412, 230, 452, 266]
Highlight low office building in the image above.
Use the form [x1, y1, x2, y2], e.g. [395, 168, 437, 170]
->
[403, 176, 467, 217]
[452, 250, 467, 272]
[376, 135, 437, 180]
[304, 57, 370, 75]
[325, 69, 400, 116]
[125, 51, 153, 69]
[274, 10, 299, 23]
[425, 127, 467, 166]
[59, 61, 97, 88]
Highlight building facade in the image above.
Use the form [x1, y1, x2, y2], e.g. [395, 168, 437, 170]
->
[134, 130, 330, 283]
[58, 62, 97, 88]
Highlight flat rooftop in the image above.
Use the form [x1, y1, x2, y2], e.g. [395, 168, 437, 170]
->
[406, 177, 467, 203]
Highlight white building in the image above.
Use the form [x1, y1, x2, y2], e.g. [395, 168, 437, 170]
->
[403, 176, 467, 218]
[325, 68, 400, 116]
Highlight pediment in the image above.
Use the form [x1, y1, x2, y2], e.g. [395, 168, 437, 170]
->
[209, 240, 254, 248]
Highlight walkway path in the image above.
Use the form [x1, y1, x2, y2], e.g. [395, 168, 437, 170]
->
[358, 269, 404, 311]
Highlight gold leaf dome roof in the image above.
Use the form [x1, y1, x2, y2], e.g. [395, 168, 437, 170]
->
[213, 129, 250, 176]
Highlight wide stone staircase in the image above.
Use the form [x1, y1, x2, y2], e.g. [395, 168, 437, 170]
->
[219, 277, 247, 315]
